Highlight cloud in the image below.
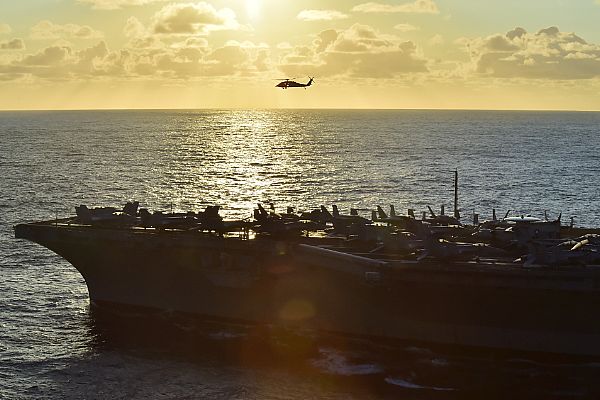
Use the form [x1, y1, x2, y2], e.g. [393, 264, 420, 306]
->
[172, 37, 208, 49]
[314, 29, 338, 52]
[76, 0, 168, 10]
[297, 10, 349, 21]
[278, 24, 428, 78]
[394, 23, 418, 32]
[0, 23, 11, 34]
[152, 2, 240, 35]
[122, 17, 166, 48]
[206, 45, 247, 65]
[70, 41, 110, 75]
[225, 40, 268, 49]
[0, 18, 430, 83]
[352, 0, 439, 14]
[277, 42, 292, 50]
[467, 26, 600, 80]
[331, 24, 394, 52]
[22, 46, 72, 66]
[254, 48, 269, 72]
[0, 41, 114, 80]
[428, 34, 444, 46]
[124, 16, 147, 38]
[0, 35, 267, 82]
[0, 38, 25, 50]
[148, 42, 256, 77]
[30, 20, 104, 40]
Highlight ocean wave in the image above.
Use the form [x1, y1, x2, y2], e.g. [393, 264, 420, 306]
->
[310, 347, 383, 376]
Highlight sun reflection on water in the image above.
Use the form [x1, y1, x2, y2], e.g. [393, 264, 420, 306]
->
[145, 110, 309, 219]
[111, 109, 600, 226]
[135, 109, 431, 221]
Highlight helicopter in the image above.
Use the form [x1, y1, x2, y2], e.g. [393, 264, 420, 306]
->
[275, 77, 314, 89]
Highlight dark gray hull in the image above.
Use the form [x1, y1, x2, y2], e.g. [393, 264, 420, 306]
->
[15, 222, 600, 357]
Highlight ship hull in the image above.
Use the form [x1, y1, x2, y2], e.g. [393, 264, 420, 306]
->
[15, 222, 600, 357]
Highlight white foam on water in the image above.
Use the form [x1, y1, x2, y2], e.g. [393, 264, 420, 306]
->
[429, 357, 449, 367]
[208, 331, 247, 340]
[310, 348, 383, 376]
[384, 377, 455, 392]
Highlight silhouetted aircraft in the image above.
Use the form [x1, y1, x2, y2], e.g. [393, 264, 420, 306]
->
[276, 77, 314, 89]
[319, 205, 370, 234]
[425, 205, 461, 226]
[374, 205, 415, 225]
[253, 203, 321, 235]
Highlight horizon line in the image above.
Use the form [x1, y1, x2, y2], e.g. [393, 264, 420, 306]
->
[1, 106, 599, 113]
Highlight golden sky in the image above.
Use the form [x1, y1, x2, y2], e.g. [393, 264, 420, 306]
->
[1, 0, 600, 110]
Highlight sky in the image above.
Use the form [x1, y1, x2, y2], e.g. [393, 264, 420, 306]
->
[1, 0, 600, 110]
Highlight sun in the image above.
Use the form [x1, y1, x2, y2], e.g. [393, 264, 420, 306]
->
[245, 0, 261, 19]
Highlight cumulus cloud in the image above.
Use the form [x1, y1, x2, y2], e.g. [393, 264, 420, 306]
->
[152, 2, 240, 35]
[0, 18, 430, 83]
[146, 41, 257, 77]
[314, 29, 338, 53]
[3, 8, 278, 82]
[428, 34, 444, 46]
[76, 0, 168, 10]
[30, 20, 104, 40]
[0, 23, 11, 34]
[352, 0, 439, 14]
[206, 46, 247, 68]
[124, 16, 147, 38]
[254, 48, 270, 72]
[297, 10, 349, 21]
[0, 38, 25, 50]
[0, 35, 269, 82]
[172, 37, 208, 49]
[22, 46, 72, 66]
[278, 24, 428, 78]
[0, 41, 122, 80]
[121, 17, 167, 49]
[467, 26, 600, 80]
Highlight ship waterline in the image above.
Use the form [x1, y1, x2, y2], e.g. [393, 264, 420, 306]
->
[15, 220, 600, 357]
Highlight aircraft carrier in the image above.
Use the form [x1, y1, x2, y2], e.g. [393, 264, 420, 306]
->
[14, 200, 600, 357]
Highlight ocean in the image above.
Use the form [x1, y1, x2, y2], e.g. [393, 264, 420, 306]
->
[2, 109, 600, 399]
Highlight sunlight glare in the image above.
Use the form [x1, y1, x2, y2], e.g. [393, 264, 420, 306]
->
[246, 0, 261, 19]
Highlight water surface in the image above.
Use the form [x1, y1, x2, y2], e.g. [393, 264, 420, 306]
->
[2, 109, 600, 399]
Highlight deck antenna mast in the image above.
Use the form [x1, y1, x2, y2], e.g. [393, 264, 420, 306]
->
[453, 169, 459, 220]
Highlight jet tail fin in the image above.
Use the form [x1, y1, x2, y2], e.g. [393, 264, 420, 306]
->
[427, 205, 437, 218]
[332, 205, 340, 217]
[320, 205, 333, 219]
[257, 203, 269, 217]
